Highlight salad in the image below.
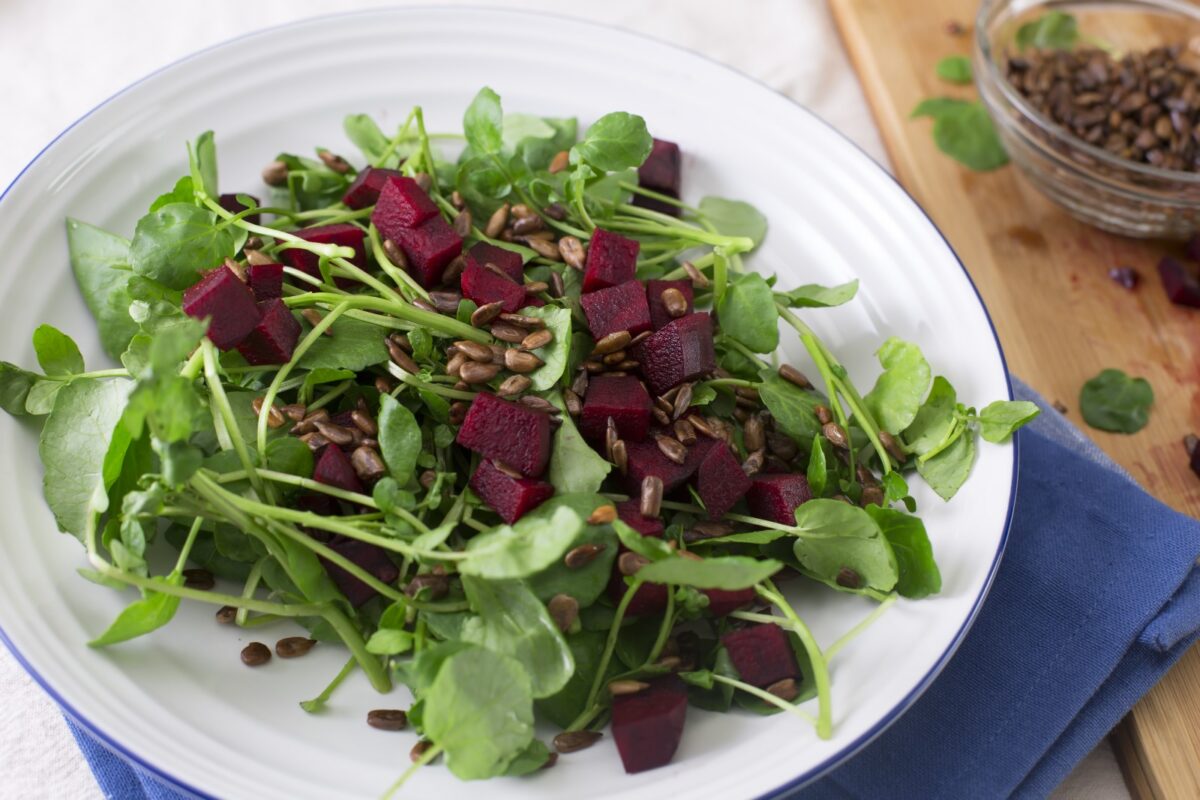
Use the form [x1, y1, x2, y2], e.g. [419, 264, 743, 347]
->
[0, 88, 1037, 794]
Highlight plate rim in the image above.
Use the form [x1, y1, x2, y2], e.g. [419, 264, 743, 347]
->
[0, 6, 1018, 798]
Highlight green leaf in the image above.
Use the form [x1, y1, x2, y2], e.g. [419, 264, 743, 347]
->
[298, 317, 390, 371]
[698, 197, 768, 248]
[912, 98, 1009, 172]
[807, 434, 828, 497]
[66, 218, 139, 360]
[129, 203, 236, 289]
[717, 273, 779, 353]
[501, 114, 555, 150]
[88, 574, 183, 647]
[164, 526, 252, 581]
[502, 739, 555, 776]
[343, 113, 390, 165]
[548, 404, 611, 495]
[864, 337, 932, 434]
[1079, 369, 1152, 434]
[149, 176, 196, 212]
[978, 399, 1040, 443]
[917, 426, 976, 501]
[902, 376, 957, 456]
[936, 55, 974, 85]
[691, 529, 787, 546]
[460, 576, 575, 699]
[776, 279, 859, 309]
[911, 97, 970, 119]
[272, 153, 353, 211]
[790, 499, 898, 592]
[365, 628, 414, 655]
[463, 87, 504, 156]
[458, 506, 583, 580]
[612, 519, 674, 561]
[24, 379, 63, 415]
[189, 130, 219, 199]
[572, 112, 653, 172]
[422, 645, 535, 781]
[1016, 11, 1078, 51]
[31, 325, 83, 377]
[395, 639, 474, 695]
[535, 630, 606, 727]
[637, 555, 782, 590]
[378, 394, 421, 483]
[520, 305, 571, 390]
[300, 367, 354, 403]
[525, 495, 619, 607]
[265, 436, 314, 478]
[758, 373, 825, 445]
[0, 362, 39, 416]
[866, 506, 941, 598]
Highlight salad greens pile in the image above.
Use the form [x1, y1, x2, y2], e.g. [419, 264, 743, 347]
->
[0, 87, 1037, 793]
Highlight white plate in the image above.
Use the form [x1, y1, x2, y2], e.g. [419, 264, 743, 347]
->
[0, 8, 1015, 799]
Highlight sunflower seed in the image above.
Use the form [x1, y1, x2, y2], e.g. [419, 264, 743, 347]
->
[406, 572, 450, 600]
[588, 504, 617, 525]
[498, 374, 531, 397]
[592, 330, 632, 356]
[608, 679, 650, 696]
[877, 430, 908, 463]
[742, 449, 765, 476]
[413, 173, 432, 192]
[351, 409, 378, 436]
[298, 432, 330, 452]
[743, 415, 765, 452]
[603, 350, 627, 366]
[351, 447, 387, 482]
[215, 605, 237, 624]
[382, 239, 408, 271]
[549, 270, 565, 298]
[655, 435, 688, 465]
[275, 636, 317, 658]
[442, 254, 466, 285]
[485, 203, 510, 238]
[490, 321, 527, 343]
[301, 308, 333, 334]
[410, 740, 436, 763]
[317, 149, 351, 174]
[261, 160, 289, 186]
[548, 594, 580, 633]
[223, 257, 247, 283]
[499, 312, 545, 329]
[563, 388, 583, 417]
[640, 475, 664, 518]
[518, 395, 557, 414]
[564, 543, 606, 569]
[836, 567, 862, 588]
[549, 150, 571, 174]
[241, 642, 271, 666]
[522, 328, 554, 350]
[244, 248, 274, 266]
[558, 236, 586, 271]
[493, 460, 524, 479]
[504, 349, 543, 373]
[584, 359, 606, 374]
[661, 287, 688, 317]
[419, 470, 437, 489]
[366, 709, 408, 731]
[767, 678, 799, 701]
[314, 421, 354, 446]
[544, 202, 568, 220]
[526, 237, 563, 260]
[459, 361, 501, 384]
[183, 568, 214, 590]
[470, 301, 504, 327]
[611, 439, 628, 474]
[512, 214, 544, 235]
[413, 298, 438, 313]
[455, 340, 493, 363]
[553, 730, 602, 754]
[822, 421, 849, 449]
[672, 383, 694, 419]
[683, 260, 709, 287]
[387, 339, 418, 373]
[779, 364, 812, 389]
[571, 370, 589, 396]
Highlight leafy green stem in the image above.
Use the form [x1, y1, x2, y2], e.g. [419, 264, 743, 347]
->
[709, 674, 818, 726]
[300, 657, 357, 713]
[201, 340, 267, 498]
[754, 581, 832, 739]
[584, 577, 642, 712]
[381, 742, 444, 799]
[825, 593, 897, 660]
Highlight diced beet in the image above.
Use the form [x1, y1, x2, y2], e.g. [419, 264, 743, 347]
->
[370, 176, 440, 236]
[182, 265, 261, 350]
[461, 261, 526, 313]
[646, 279, 694, 330]
[323, 539, 399, 607]
[236, 300, 302, 365]
[722, 624, 800, 688]
[314, 445, 365, 494]
[695, 443, 751, 519]
[296, 491, 339, 518]
[746, 474, 813, 525]
[580, 280, 652, 341]
[633, 139, 682, 218]
[632, 313, 717, 395]
[392, 216, 463, 288]
[280, 223, 367, 288]
[456, 392, 551, 477]
[1158, 257, 1200, 307]
[682, 436, 722, 476]
[607, 571, 669, 616]
[247, 262, 284, 300]
[466, 241, 524, 283]
[218, 192, 261, 225]
[579, 375, 652, 444]
[624, 439, 697, 494]
[611, 675, 688, 773]
[616, 499, 664, 538]
[704, 588, 757, 617]
[341, 167, 404, 210]
[470, 459, 554, 523]
[582, 228, 640, 293]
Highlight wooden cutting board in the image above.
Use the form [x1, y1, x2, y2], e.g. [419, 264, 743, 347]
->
[827, 0, 1200, 797]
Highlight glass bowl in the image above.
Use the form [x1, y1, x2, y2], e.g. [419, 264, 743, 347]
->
[975, 0, 1200, 239]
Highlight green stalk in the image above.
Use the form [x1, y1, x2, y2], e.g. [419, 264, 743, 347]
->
[322, 605, 391, 693]
[373, 108, 417, 168]
[643, 587, 675, 666]
[825, 593, 897, 660]
[368, 224, 429, 300]
[709, 674, 819, 726]
[171, 517, 205, 573]
[285, 292, 489, 343]
[300, 657, 357, 713]
[217, 469, 378, 508]
[755, 581, 832, 739]
[584, 578, 642, 711]
[235, 557, 267, 628]
[381, 743, 444, 800]
[387, 364, 479, 400]
[201, 341, 267, 498]
[617, 182, 701, 214]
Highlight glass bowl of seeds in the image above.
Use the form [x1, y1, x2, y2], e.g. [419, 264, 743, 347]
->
[976, 0, 1200, 238]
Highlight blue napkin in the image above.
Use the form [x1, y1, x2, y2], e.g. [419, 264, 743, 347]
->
[62, 379, 1200, 800]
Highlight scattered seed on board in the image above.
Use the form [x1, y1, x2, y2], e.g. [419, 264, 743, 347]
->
[241, 642, 271, 667]
[683, 260, 709, 288]
[779, 364, 812, 389]
[366, 709, 408, 731]
[317, 149, 351, 174]
[661, 287, 688, 318]
[548, 594, 580, 633]
[549, 150, 570, 174]
[611, 439, 628, 474]
[587, 504, 617, 525]
[640, 475, 664, 518]
[261, 160, 289, 186]
[275, 637, 317, 659]
[608, 679, 650, 696]
[382, 239, 408, 271]
[215, 605, 237, 624]
[564, 543, 606, 569]
[558, 236, 586, 271]
[553, 730, 602, 754]
[183, 568, 214, 590]
[593, 330, 632, 356]
[522, 328, 554, 351]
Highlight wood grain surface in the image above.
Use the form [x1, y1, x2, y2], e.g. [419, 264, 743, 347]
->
[827, 0, 1200, 797]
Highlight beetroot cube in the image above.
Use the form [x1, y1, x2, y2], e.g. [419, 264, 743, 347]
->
[297, 491, 339, 518]
[466, 242, 523, 283]
[247, 262, 284, 300]
[704, 588, 756, 617]
[1158, 257, 1200, 308]
[457, 392, 551, 477]
[580, 375, 652, 444]
[470, 459, 554, 523]
[218, 193, 261, 225]
[314, 445, 364, 495]
[616, 498, 664, 538]
[182, 265, 261, 350]
[682, 436, 722, 475]
[632, 312, 716, 395]
[646, 279, 694, 330]
[341, 167, 404, 210]
[747, 474, 812, 525]
[607, 570, 669, 617]
[323, 538, 399, 607]
[281, 223, 367, 288]
[696, 443, 751, 519]
[624, 439, 697, 494]
[370, 176, 440, 236]
[633, 139, 682, 218]
[461, 261, 525, 313]
[722, 624, 800, 688]
[580, 280, 652, 342]
[392, 216, 463, 288]
[236, 300, 302, 365]
[611, 675, 688, 773]
[583, 228, 640, 293]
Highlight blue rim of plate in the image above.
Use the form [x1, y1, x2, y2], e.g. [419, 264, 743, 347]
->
[0, 7, 1018, 799]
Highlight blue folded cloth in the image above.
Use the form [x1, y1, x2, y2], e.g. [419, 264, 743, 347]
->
[63, 378, 1200, 800]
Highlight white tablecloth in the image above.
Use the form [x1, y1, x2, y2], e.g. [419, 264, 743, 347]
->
[0, 1, 1131, 797]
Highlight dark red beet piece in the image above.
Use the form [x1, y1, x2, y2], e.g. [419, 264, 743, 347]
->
[236, 300, 302, 365]
[721, 624, 800, 688]
[646, 279, 694, 330]
[370, 176, 440, 236]
[582, 228, 640, 293]
[746, 474, 813, 525]
[470, 459, 554, 523]
[466, 241, 524, 283]
[616, 498, 664, 538]
[392, 216, 463, 288]
[461, 261, 526, 313]
[456, 392, 551, 477]
[580, 375, 652, 444]
[1158, 257, 1200, 307]
[695, 443, 751, 519]
[296, 491, 339, 518]
[682, 436, 721, 475]
[341, 167, 404, 210]
[624, 439, 698, 494]
[632, 312, 717, 395]
[313, 445, 365, 494]
[611, 675, 688, 773]
[633, 139, 682, 218]
[218, 193, 261, 225]
[580, 280, 652, 341]
[607, 571, 669, 616]
[323, 539, 399, 607]
[281, 223, 367, 288]
[247, 262, 284, 301]
[704, 588, 757, 617]
[182, 265, 261, 350]
[1107, 266, 1139, 291]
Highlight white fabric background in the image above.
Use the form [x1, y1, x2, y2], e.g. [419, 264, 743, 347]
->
[0, 1, 1129, 797]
